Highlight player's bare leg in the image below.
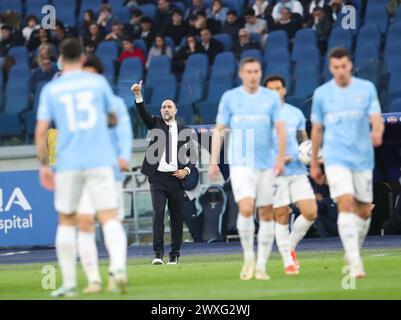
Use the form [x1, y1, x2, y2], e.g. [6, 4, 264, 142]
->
[237, 198, 256, 280]
[77, 215, 102, 294]
[355, 201, 373, 248]
[51, 213, 78, 297]
[289, 199, 318, 270]
[274, 207, 298, 275]
[336, 195, 365, 278]
[98, 210, 128, 293]
[255, 206, 274, 280]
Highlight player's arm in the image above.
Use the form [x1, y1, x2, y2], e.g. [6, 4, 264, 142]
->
[310, 123, 324, 184]
[297, 129, 308, 144]
[370, 113, 384, 147]
[131, 80, 156, 129]
[208, 123, 227, 181]
[116, 105, 134, 172]
[35, 120, 55, 191]
[275, 120, 286, 176]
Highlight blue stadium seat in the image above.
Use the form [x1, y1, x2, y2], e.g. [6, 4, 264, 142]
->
[293, 68, 320, 98]
[384, 42, 401, 71]
[354, 43, 380, 68]
[223, 0, 241, 14]
[97, 40, 119, 59]
[133, 39, 148, 57]
[183, 53, 209, 80]
[389, 98, 401, 113]
[264, 47, 290, 69]
[112, 6, 130, 24]
[292, 29, 317, 62]
[25, 0, 49, 17]
[364, 5, 388, 34]
[107, 0, 125, 7]
[3, 84, 29, 115]
[55, 9, 77, 27]
[356, 24, 381, 52]
[176, 104, 194, 125]
[147, 55, 171, 76]
[386, 22, 401, 45]
[211, 52, 237, 78]
[101, 59, 116, 84]
[164, 36, 176, 53]
[264, 30, 288, 50]
[388, 73, 401, 94]
[8, 46, 29, 66]
[79, 0, 103, 21]
[365, 0, 387, 16]
[0, 114, 22, 143]
[292, 45, 321, 67]
[118, 57, 143, 83]
[249, 33, 261, 47]
[173, 2, 187, 13]
[355, 61, 381, 86]
[178, 73, 205, 106]
[145, 73, 176, 100]
[213, 33, 232, 52]
[0, 0, 22, 12]
[240, 49, 262, 63]
[327, 27, 353, 52]
[149, 79, 177, 109]
[138, 3, 156, 19]
[394, 6, 401, 22]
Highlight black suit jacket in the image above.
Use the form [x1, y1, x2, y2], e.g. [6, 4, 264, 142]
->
[136, 101, 197, 178]
[202, 38, 224, 64]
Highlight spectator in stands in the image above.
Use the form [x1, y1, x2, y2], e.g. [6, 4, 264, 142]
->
[164, 9, 189, 46]
[190, 10, 221, 35]
[29, 57, 57, 93]
[387, 0, 401, 17]
[135, 16, 156, 50]
[233, 28, 259, 59]
[328, 0, 350, 23]
[209, 0, 229, 24]
[244, 8, 268, 35]
[27, 28, 51, 52]
[200, 28, 223, 64]
[173, 34, 204, 72]
[97, 4, 118, 35]
[272, 7, 302, 40]
[222, 9, 242, 42]
[22, 15, 40, 44]
[307, 6, 332, 53]
[123, 8, 143, 36]
[117, 35, 146, 65]
[80, 9, 96, 37]
[186, 0, 208, 25]
[0, 25, 15, 57]
[83, 22, 104, 53]
[146, 34, 173, 68]
[31, 43, 56, 69]
[253, 0, 271, 17]
[155, 0, 176, 31]
[105, 21, 124, 49]
[53, 21, 67, 51]
[272, 0, 304, 21]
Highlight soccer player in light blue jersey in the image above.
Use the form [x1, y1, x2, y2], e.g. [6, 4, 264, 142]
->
[310, 48, 384, 278]
[35, 39, 128, 296]
[75, 55, 133, 294]
[265, 75, 317, 275]
[208, 57, 287, 281]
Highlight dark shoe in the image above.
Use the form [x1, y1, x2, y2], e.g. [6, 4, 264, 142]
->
[167, 255, 180, 265]
[152, 253, 164, 265]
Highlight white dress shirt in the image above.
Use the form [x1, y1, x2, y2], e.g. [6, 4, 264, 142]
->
[158, 121, 179, 172]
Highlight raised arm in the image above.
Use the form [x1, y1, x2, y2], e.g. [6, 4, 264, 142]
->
[131, 80, 156, 129]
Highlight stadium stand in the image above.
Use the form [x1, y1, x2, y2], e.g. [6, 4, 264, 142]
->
[0, 0, 400, 144]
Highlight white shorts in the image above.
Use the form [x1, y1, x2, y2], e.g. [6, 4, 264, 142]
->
[77, 181, 125, 221]
[272, 175, 315, 208]
[55, 167, 118, 215]
[230, 167, 275, 207]
[325, 166, 373, 203]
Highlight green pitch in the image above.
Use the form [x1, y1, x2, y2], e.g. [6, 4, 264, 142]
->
[1, 248, 401, 300]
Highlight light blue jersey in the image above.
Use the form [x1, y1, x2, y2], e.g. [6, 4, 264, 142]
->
[37, 70, 118, 171]
[273, 103, 308, 176]
[110, 96, 133, 181]
[216, 86, 283, 169]
[311, 77, 381, 171]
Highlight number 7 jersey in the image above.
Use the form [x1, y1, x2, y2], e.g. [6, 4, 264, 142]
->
[37, 70, 118, 172]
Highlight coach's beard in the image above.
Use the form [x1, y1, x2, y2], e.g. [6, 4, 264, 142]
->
[163, 113, 173, 121]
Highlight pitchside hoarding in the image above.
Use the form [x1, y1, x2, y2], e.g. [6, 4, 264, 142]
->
[0, 170, 57, 247]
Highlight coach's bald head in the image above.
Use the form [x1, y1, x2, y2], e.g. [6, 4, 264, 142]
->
[161, 99, 177, 123]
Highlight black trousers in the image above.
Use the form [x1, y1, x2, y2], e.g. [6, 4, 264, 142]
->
[149, 171, 184, 257]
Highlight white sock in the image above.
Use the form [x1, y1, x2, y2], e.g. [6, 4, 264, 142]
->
[355, 216, 371, 248]
[78, 231, 101, 285]
[338, 213, 362, 267]
[55, 225, 77, 289]
[256, 220, 275, 271]
[236, 214, 255, 262]
[275, 223, 293, 267]
[290, 215, 314, 250]
[102, 220, 127, 274]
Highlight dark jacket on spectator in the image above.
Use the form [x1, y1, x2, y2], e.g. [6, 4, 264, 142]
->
[222, 19, 243, 42]
[164, 21, 189, 46]
[233, 41, 259, 59]
[200, 38, 223, 64]
[29, 64, 58, 93]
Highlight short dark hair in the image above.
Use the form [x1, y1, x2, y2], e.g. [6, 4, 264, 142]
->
[200, 27, 211, 34]
[25, 15, 38, 25]
[59, 38, 82, 62]
[328, 47, 352, 60]
[196, 10, 207, 18]
[172, 8, 183, 16]
[244, 8, 255, 16]
[1, 24, 11, 31]
[227, 9, 237, 16]
[83, 54, 104, 74]
[140, 16, 153, 24]
[264, 74, 286, 88]
[239, 57, 261, 70]
[313, 6, 324, 13]
[122, 35, 133, 42]
[131, 8, 143, 17]
[100, 4, 112, 13]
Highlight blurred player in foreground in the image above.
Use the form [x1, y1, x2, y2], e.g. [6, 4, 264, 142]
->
[208, 57, 287, 280]
[310, 47, 384, 278]
[35, 38, 127, 297]
[264, 75, 317, 275]
[75, 55, 133, 294]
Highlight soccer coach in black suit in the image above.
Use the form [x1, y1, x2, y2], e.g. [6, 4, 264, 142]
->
[131, 81, 197, 265]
